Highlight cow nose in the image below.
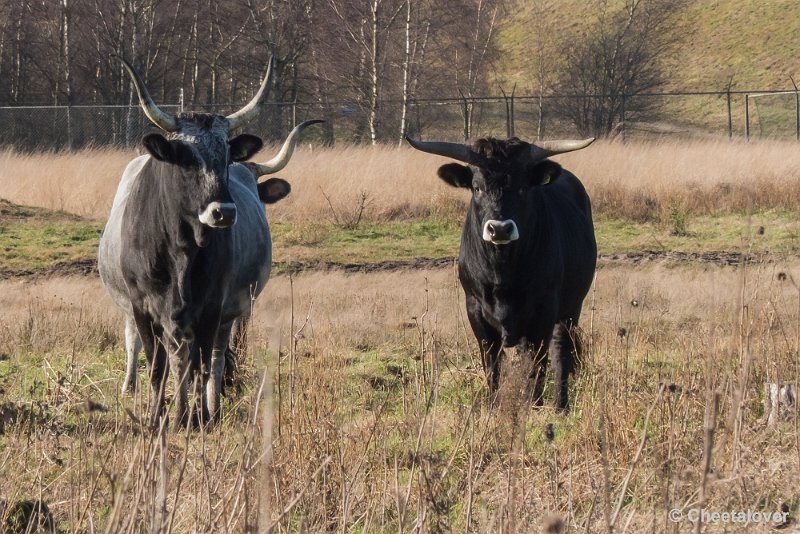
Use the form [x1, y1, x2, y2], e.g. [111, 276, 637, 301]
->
[211, 206, 229, 222]
[199, 202, 237, 228]
[488, 221, 512, 240]
[483, 219, 519, 244]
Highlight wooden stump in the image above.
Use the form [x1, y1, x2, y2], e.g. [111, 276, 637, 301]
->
[764, 383, 796, 426]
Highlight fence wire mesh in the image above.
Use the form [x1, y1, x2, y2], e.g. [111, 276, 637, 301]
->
[2, 91, 799, 151]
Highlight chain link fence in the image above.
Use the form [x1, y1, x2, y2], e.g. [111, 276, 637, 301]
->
[2, 90, 800, 151]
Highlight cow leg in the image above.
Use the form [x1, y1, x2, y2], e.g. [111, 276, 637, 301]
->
[207, 320, 234, 424]
[518, 336, 550, 406]
[224, 315, 249, 395]
[191, 315, 221, 429]
[168, 339, 191, 431]
[466, 296, 504, 401]
[132, 308, 169, 429]
[551, 319, 581, 412]
[121, 315, 142, 395]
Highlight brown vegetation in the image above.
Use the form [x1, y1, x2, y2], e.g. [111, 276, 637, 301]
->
[0, 258, 798, 530]
[1, 141, 799, 530]
[3, 138, 800, 225]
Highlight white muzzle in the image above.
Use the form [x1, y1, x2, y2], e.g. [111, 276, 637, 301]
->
[199, 202, 237, 228]
[482, 219, 519, 245]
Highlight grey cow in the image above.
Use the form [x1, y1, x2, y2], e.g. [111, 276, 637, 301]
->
[99, 56, 320, 429]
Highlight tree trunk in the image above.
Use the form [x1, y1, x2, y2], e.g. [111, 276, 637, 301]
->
[368, 0, 380, 145]
[60, 0, 72, 147]
[398, 0, 411, 144]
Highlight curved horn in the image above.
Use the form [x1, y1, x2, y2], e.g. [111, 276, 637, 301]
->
[249, 119, 324, 176]
[404, 136, 479, 165]
[529, 138, 595, 162]
[115, 55, 177, 133]
[226, 57, 275, 132]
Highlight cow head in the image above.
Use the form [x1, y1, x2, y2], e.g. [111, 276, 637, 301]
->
[140, 116, 264, 231]
[118, 57, 321, 245]
[406, 136, 594, 245]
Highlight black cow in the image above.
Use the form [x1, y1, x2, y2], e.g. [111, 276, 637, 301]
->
[98, 56, 321, 429]
[406, 135, 596, 411]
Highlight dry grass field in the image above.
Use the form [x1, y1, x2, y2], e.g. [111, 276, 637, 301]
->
[4, 138, 800, 223]
[1, 139, 799, 532]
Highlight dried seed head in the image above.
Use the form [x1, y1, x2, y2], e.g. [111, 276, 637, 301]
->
[542, 513, 565, 533]
[544, 423, 555, 443]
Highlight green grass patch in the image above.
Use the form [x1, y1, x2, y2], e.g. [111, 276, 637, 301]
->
[0, 221, 102, 271]
[596, 210, 800, 254]
[271, 219, 462, 265]
[0, 200, 103, 273]
[4, 197, 800, 275]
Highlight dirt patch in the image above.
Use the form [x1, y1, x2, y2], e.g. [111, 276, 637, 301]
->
[0, 251, 769, 281]
[0, 258, 97, 280]
[279, 251, 765, 272]
[273, 257, 458, 275]
[597, 250, 763, 266]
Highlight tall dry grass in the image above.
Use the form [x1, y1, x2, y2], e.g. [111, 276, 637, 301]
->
[0, 148, 134, 219]
[1, 258, 798, 531]
[2, 138, 800, 530]
[4, 138, 800, 223]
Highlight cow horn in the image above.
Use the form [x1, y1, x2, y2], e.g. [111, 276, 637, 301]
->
[529, 138, 595, 162]
[116, 55, 177, 132]
[249, 119, 324, 176]
[226, 57, 275, 132]
[404, 136, 479, 165]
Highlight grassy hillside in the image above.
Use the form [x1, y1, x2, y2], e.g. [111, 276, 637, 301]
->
[499, 0, 800, 92]
[497, 0, 800, 136]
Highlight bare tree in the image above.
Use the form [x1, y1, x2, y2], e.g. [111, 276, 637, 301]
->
[556, 0, 686, 137]
[398, 0, 433, 142]
[527, 0, 559, 140]
[459, 0, 500, 97]
[327, 0, 404, 144]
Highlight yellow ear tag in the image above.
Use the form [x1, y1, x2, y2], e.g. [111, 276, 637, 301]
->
[540, 173, 551, 186]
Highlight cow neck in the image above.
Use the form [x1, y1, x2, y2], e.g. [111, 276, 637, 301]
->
[127, 158, 202, 268]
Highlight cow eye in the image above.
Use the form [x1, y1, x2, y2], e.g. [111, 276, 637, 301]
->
[473, 185, 483, 194]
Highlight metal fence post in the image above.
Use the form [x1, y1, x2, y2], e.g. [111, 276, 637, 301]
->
[791, 76, 800, 141]
[726, 89, 733, 139]
[66, 105, 73, 150]
[461, 96, 471, 141]
[501, 85, 516, 138]
[745, 93, 750, 141]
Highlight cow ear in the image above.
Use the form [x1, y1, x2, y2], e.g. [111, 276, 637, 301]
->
[437, 163, 473, 188]
[229, 134, 264, 162]
[529, 160, 562, 186]
[142, 133, 197, 166]
[257, 178, 291, 204]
